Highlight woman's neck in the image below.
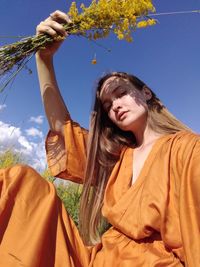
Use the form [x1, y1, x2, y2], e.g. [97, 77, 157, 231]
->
[133, 125, 163, 149]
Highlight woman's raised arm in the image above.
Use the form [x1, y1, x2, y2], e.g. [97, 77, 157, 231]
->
[35, 10, 71, 136]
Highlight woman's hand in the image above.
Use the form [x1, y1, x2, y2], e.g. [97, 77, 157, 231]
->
[36, 10, 71, 58]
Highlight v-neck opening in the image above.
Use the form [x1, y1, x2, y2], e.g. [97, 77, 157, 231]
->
[129, 134, 169, 190]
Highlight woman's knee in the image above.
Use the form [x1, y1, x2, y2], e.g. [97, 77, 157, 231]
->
[1, 164, 55, 200]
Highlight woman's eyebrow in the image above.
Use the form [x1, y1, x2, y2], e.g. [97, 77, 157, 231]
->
[101, 86, 122, 105]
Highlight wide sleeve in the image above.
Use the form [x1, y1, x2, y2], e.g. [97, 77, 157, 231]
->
[45, 120, 88, 183]
[178, 133, 200, 266]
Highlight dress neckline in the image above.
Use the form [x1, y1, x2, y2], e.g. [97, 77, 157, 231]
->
[128, 134, 170, 190]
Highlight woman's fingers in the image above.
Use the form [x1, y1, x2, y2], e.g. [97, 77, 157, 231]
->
[50, 10, 71, 24]
[36, 10, 71, 37]
[37, 20, 66, 37]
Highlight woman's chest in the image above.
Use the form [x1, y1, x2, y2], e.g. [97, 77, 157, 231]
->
[102, 148, 180, 241]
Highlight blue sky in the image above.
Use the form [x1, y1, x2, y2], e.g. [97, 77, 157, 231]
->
[0, 0, 200, 171]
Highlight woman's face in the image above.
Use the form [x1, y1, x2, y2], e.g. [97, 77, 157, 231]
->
[100, 77, 151, 132]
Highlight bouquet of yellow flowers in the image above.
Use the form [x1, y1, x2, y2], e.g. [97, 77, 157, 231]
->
[0, 0, 156, 91]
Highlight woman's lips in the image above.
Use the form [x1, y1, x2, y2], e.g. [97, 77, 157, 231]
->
[118, 111, 128, 121]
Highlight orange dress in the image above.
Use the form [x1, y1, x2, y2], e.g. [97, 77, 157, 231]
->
[0, 119, 200, 267]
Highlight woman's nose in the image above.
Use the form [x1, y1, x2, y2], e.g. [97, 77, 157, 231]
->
[112, 99, 121, 111]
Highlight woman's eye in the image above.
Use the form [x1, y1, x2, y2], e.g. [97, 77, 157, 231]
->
[119, 91, 127, 97]
[104, 103, 112, 111]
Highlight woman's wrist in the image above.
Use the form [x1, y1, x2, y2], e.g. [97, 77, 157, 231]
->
[35, 51, 54, 62]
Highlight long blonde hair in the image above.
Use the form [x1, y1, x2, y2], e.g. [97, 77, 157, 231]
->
[79, 72, 190, 245]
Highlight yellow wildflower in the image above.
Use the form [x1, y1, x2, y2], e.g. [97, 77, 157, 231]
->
[147, 18, 156, 26]
[66, 0, 156, 42]
[137, 21, 148, 28]
[91, 58, 97, 64]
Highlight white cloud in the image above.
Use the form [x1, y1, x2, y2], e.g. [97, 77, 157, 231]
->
[18, 136, 33, 151]
[0, 104, 7, 112]
[0, 121, 21, 145]
[25, 127, 43, 138]
[0, 120, 47, 172]
[29, 115, 44, 125]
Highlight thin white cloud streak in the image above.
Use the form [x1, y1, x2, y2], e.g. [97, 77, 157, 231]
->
[29, 115, 44, 125]
[25, 127, 43, 138]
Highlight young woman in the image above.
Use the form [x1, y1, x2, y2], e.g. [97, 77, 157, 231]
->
[0, 10, 199, 267]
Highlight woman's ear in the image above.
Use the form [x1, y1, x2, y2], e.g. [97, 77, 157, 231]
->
[142, 86, 152, 101]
